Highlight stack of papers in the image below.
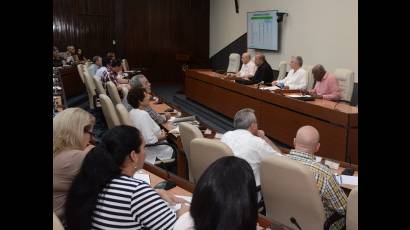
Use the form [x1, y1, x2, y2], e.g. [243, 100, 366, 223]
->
[287, 94, 311, 98]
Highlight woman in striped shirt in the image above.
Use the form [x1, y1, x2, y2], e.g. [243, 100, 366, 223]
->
[65, 125, 188, 230]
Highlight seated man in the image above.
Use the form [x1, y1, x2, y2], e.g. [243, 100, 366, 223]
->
[221, 108, 282, 213]
[228, 52, 257, 79]
[127, 87, 173, 165]
[87, 56, 102, 77]
[273, 56, 307, 90]
[286, 126, 347, 230]
[308, 64, 341, 101]
[94, 57, 110, 81]
[100, 59, 131, 90]
[247, 53, 274, 84]
[124, 74, 171, 124]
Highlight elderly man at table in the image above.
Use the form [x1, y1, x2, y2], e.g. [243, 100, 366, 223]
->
[273, 56, 307, 90]
[221, 108, 282, 213]
[286, 125, 347, 230]
[247, 53, 275, 84]
[87, 56, 102, 77]
[228, 52, 257, 79]
[307, 64, 341, 101]
[123, 74, 171, 124]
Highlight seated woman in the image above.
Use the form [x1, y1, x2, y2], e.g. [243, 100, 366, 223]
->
[127, 87, 174, 164]
[174, 156, 259, 230]
[65, 125, 188, 230]
[53, 108, 96, 223]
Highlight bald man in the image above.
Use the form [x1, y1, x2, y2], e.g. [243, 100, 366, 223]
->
[286, 126, 348, 230]
[235, 52, 257, 79]
[249, 53, 275, 84]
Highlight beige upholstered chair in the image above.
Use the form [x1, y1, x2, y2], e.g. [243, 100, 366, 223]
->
[116, 103, 133, 126]
[77, 64, 85, 83]
[261, 155, 326, 230]
[93, 76, 106, 95]
[83, 71, 97, 109]
[277, 61, 288, 80]
[346, 187, 358, 230]
[226, 53, 241, 73]
[106, 81, 122, 105]
[122, 59, 129, 71]
[302, 64, 314, 90]
[53, 212, 64, 230]
[333, 68, 354, 102]
[179, 122, 204, 183]
[190, 138, 233, 183]
[99, 94, 120, 129]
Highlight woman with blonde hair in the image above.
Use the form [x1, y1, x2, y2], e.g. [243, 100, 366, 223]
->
[53, 108, 96, 223]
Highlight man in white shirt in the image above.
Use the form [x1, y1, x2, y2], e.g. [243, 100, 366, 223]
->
[229, 52, 257, 79]
[127, 87, 173, 164]
[221, 108, 282, 213]
[273, 56, 307, 90]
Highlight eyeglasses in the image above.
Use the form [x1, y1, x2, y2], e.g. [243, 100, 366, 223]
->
[83, 126, 95, 136]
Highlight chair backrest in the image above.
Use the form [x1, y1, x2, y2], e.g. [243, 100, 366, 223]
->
[226, 53, 241, 73]
[116, 103, 133, 126]
[333, 68, 354, 102]
[93, 76, 106, 95]
[261, 155, 326, 230]
[83, 71, 97, 109]
[302, 65, 314, 90]
[122, 59, 129, 71]
[190, 138, 233, 183]
[53, 212, 65, 230]
[77, 64, 85, 83]
[106, 81, 122, 105]
[99, 94, 120, 129]
[179, 122, 204, 183]
[277, 61, 288, 80]
[346, 187, 358, 230]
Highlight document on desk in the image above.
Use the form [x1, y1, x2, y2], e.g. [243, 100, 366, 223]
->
[175, 195, 192, 204]
[335, 175, 358, 186]
[133, 172, 151, 185]
[287, 94, 311, 98]
[260, 85, 280, 91]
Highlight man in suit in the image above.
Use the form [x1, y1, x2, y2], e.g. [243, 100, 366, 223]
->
[248, 53, 275, 84]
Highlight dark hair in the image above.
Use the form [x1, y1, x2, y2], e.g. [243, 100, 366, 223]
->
[190, 156, 258, 230]
[127, 87, 146, 109]
[110, 59, 122, 67]
[102, 57, 111, 67]
[65, 125, 143, 230]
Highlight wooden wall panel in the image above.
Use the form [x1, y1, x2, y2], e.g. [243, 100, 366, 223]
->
[53, 0, 210, 83]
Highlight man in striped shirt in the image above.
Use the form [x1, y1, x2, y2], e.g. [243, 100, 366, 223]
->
[286, 126, 347, 230]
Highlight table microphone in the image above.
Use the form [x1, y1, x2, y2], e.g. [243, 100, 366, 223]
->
[290, 217, 302, 230]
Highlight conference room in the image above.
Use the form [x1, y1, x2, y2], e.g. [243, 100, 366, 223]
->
[53, 0, 358, 229]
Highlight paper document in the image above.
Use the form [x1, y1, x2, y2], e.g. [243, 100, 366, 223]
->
[260, 86, 280, 91]
[336, 175, 358, 186]
[169, 126, 180, 134]
[133, 172, 151, 185]
[168, 116, 176, 122]
[315, 156, 322, 163]
[175, 195, 192, 204]
[287, 94, 311, 98]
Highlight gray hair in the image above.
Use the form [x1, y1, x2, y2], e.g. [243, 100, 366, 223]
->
[233, 108, 257, 129]
[129, 74, 145, 88]
[295, 56, 303, 66]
